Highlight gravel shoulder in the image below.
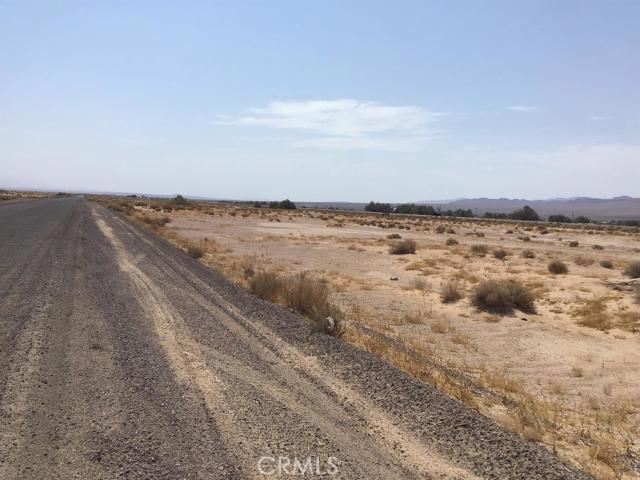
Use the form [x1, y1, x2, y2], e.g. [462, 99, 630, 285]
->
[0, 198, 592, 479]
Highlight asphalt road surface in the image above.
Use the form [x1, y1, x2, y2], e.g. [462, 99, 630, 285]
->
[0, 197, 591, 479]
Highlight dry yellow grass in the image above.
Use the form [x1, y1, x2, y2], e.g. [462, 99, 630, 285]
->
[573, 297, 612, 330]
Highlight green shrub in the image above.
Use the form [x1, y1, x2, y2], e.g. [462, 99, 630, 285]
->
[473, 279, 535, 314]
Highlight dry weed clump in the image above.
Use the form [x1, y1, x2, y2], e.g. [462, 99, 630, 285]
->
[570, 366, 584, 378]
[440, 280, 462, 303]
[430, 319, 450, 334]
[411, 277, 430, 292]
[472, 279, 536, 314]
[249, 271, 282, 302]
[484, 314, 501, 323]
[249, 271, 343, 335]
[623, 261, 640, 278]
[445, 238, 459, 246]
[548, 260, 569, 274]
[484, 372, 523, 395]
[389, 239, 417, 255]
[187, 244, 204, 259]
[574, 256, 595, 267]
[281, 273, 336, 323]
[141, 214, 171, 229]
[450, 332, 472, 347]
[616, 311, 640, 332]
[387, 233, 402, 239]
[398, 312, 420, 325]
[239, 257, 256, 279]
[573, 297, 612, 330]
[599, 260, 613, 269]
[521, 249, 536, 259]
[549, 382, 564, 396]
[107, 201, 134, 215]
[493, 248, 508, 260]
[470, 244, 489, 257]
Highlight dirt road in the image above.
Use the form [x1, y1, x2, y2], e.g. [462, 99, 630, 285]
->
[0, 197, 591, 479]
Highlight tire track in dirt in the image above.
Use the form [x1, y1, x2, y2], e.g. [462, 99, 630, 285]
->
[94, 208, 482, 479]
[93, 212, 258, 477]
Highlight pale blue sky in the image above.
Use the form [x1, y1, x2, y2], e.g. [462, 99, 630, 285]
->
[1, 0, 638, 201]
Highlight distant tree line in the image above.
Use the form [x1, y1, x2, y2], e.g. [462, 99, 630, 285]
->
[364, 201, 393, 213]
[394, 203, 438, 215]
[365, 201, 473, 217]
[440, 208, 475, 218]
[547, 214, 592, 224]
[484, 208, 597, 223]
[253, 199, 296, 210]
[483, 205, 539, 221]
[171, 194, 191, 205]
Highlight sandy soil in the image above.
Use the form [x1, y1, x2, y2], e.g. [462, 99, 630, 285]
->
[143, 203, 639, 479]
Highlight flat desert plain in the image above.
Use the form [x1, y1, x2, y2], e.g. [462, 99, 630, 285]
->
[127, 200, 639, 479]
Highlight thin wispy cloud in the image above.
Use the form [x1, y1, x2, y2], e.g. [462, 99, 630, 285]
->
[291, 135, 439, 152]
[214, 99, 444, 150]
[589, 115, 609, 121]
[508, 105, 539, 112]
